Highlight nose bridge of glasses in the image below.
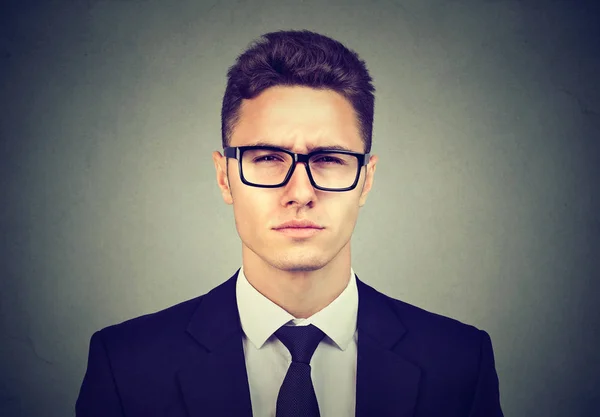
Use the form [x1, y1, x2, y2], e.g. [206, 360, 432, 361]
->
[288, 153, 312, 180]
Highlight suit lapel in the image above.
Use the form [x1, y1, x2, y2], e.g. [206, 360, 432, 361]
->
[176, 271, 421, 417]
[355, 277, 421, 417]
[176, 270, 253, 417]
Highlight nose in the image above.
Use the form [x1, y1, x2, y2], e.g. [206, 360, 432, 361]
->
[287, 160, 313, 187]
[281, 161, 317, 204]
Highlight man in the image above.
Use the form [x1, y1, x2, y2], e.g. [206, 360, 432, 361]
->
[76, 30, 504, 417]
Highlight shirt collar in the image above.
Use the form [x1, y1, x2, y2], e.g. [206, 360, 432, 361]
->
[236, 265, 358, 351]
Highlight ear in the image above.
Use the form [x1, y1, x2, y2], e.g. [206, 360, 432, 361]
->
[358, 154, 378, 207]
[213, 151, 234, 205]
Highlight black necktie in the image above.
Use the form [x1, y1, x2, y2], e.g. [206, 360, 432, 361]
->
[274, 324, 326, 417]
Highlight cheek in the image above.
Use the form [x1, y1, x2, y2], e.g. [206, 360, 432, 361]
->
[341, 205, 360, 232]
[324, 195, 361, 230]
[232, 188, 272, 234]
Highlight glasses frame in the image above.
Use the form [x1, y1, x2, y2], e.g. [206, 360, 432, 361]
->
[223, 146, 371, 192]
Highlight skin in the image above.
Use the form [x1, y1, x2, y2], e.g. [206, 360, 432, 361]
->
[212, 86, 378, 318]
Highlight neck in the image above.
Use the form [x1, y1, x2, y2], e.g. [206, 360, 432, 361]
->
[241, 244, 352, 319]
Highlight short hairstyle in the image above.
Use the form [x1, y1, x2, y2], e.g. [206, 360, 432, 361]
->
[221, 30, 376, 153]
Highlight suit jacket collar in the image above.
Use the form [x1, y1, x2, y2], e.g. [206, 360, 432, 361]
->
[236, 265, 359, 351]
[177, 269, 421, 417]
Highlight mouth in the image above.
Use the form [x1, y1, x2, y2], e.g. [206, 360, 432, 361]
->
[274, 227, 323, 238]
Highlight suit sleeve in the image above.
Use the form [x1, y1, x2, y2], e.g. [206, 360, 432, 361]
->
[76, 330, 126, 417]
[467, 330, 504, 417]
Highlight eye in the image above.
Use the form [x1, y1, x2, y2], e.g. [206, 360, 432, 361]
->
[253, 154, 286, 163]
[313, 155, 345, 164]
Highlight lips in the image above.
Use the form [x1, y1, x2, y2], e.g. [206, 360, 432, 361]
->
[273, 219, 323, 230]
[275, 227, 323, 238]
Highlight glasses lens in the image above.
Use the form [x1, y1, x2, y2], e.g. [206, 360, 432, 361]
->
[241, 148, 358, 189]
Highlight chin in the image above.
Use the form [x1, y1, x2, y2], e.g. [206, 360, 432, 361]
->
[278, 264, 324, 272]
[269, 252, 330, 272]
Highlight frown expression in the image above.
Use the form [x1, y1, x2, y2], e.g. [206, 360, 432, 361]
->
[213, 86, 377, 272]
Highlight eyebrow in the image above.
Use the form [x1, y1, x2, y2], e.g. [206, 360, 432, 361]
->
[245, 140, 356, 153]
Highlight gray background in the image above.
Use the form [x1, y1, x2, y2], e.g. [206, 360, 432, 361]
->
[1, 0, 599, 416]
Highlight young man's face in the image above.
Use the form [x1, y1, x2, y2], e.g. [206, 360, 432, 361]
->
[213, 86, 378, 273]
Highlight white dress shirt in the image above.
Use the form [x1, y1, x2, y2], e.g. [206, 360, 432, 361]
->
[236, 265, 359, 417]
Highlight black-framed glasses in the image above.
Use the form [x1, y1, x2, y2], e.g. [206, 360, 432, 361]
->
[223, 146, 370, 192]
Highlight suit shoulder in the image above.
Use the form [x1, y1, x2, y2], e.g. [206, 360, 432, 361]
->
[377, 290, 490, 375]
[378, 289, 485, 344]
[94, 293, 206, 346]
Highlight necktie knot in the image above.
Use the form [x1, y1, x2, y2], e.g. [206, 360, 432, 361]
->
[275, 324, 325, 364]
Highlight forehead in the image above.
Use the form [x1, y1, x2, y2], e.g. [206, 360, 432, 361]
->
[231, 86, 363, 152]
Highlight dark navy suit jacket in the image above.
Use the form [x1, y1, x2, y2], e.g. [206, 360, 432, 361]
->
[76, 270, 504, 416]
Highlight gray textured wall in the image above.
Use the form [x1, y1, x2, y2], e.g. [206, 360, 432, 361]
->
[1, 1, 598, 416]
